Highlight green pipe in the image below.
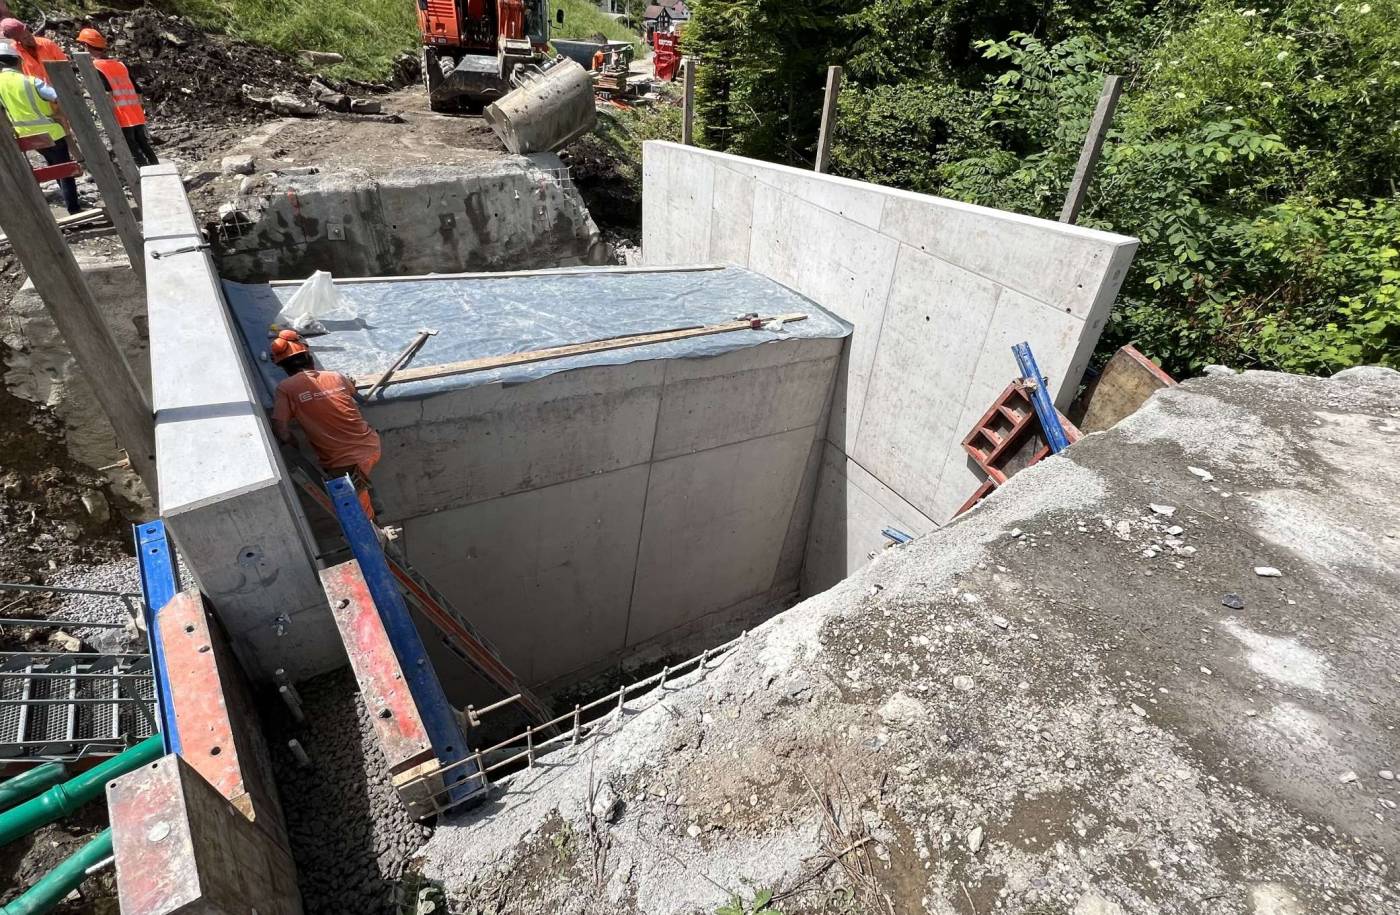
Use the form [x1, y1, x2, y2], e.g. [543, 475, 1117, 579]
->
[0, 764, 68, 812]
[0, 734, 162, 847]
[1, 828, 112, 915]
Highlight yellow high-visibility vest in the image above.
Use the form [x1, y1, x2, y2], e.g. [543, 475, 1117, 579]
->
[0, 69, 64, 142]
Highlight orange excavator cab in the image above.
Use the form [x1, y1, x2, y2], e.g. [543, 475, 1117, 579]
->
[417, 0, 596, 153]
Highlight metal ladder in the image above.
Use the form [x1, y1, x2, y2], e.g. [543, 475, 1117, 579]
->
[283, 451, 554, 727]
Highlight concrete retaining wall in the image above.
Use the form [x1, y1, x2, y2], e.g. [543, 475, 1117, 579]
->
[214, 157, 610, 282]
[640, 142, 1139, 592]
[370, 336, 840, 693]
[144, 163, 342, 683]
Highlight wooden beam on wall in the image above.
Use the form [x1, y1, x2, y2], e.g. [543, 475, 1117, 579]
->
[815, 65, 843, 174]
[1059, 74, 1123, 225]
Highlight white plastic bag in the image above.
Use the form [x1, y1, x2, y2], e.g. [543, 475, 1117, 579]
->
[276, 270, 355, 334]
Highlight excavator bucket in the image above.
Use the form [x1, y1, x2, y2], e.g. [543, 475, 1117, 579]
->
[484, 57, 597, 155]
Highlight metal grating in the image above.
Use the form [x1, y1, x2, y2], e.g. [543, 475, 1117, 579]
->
[0, 652, 156, 760]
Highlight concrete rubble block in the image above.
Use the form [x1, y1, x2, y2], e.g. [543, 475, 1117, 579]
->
[299, 50, 345, 66]
[399, 464, 650, 689]
[627, 426, 815, 648]
[220, 154, 255, 176]
[315, 92, 351, 113]
[268, 94, 319, 118]
[143, 165, 336, 684]
[349, 98, 383, 115]
[802, 442, 937, 595]
[651, 338, 842, 461]
[108, 754, 302, 915]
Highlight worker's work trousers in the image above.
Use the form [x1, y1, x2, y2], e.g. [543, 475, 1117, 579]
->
[325, 456, 381, 522]
[37, 139, 81, 214]
[122, 124, 158, 167]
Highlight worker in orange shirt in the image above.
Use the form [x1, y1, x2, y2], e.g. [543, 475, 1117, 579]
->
[75, 28, 157, 166]
[269, 330, 383, 520]
[0, 19, 65, 81]
[592, 47, 606, 71]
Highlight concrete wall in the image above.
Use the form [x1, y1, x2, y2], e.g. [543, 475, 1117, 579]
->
[640, 142, 1139, 592]
[214, 157, 610, 282]
[369, 336, 841, 693]
[144, 163, 342, 683]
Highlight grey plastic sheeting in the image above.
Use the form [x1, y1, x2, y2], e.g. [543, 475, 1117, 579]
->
[223, 266, 850, 405]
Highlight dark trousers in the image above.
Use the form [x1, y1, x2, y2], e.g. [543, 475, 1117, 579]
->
[37, 138, 81, 214]
[122, 124, 158, 167]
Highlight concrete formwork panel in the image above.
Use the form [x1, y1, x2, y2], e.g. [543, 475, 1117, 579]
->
[143, 164, 337, 683]
[108, 754, 301, 915]
[641, 143, 1139, 590]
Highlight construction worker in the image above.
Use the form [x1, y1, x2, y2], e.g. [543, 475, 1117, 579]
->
[592, 47, 606, 71]
[0, 40, 82, 214]
[0, 18, 65, 81]
[269, 330, 383, 519]
[75, 27, 156, 166]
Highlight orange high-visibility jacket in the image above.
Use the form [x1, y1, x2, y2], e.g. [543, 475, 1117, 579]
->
[92, 57, 145, 127]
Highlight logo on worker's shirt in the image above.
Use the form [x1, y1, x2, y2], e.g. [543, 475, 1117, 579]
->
[298, 392, 314, 403]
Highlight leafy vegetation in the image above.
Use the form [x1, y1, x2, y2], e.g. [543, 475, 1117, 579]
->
[552, 0, 643, 51]
[687, 0, 1400, 376]
[715, 886, 784, 915]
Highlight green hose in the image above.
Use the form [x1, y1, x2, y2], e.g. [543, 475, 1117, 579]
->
[0, 734, 162, 848]
[1, 828, 112, 915]
[0, 764, 68, 812]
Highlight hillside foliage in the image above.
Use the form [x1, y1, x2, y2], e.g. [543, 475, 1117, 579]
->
[686, 0, 1400, 376]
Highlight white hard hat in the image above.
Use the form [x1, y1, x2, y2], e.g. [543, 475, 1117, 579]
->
[0, 40, 19, 63]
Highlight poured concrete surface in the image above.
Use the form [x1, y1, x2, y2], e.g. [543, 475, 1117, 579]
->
[641, 142, 1139, 591]
[418, 367, 1400, 915]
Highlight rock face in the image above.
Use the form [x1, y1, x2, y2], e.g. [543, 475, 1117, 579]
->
[415, 369, 1400, 915]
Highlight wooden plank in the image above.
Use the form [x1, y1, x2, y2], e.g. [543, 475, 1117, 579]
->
[0, 104, 155, 487]
[73, 51, 143, 205]
[355, 313, 809, 392]
[1075, 344, 1176, 433]
[44, 60, 144, 279]
[681, 56, 695, 145]
[1059, 74, 1123, 224]
[0, 209, 106, 248]
[814, 65, 843, 174]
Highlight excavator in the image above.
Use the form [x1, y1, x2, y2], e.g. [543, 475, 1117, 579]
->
[416, 0, 597, 154]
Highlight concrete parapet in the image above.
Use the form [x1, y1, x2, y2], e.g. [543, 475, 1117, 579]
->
[640, 143, 1140, 589]
[143, 163, 341, 682]
[108, 753, 302, 915]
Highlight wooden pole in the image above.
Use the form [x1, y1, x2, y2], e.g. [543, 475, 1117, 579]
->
[72, 51, 142, 205]
[1059, 74, 1123, 225]
[814, 65, 843, 174]
[681, 56, 695, 146]
[0, 106, 155, 488]
[44, 60, 144, 279]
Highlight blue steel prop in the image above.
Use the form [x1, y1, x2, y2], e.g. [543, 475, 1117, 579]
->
[134, 521, 180, 755]
[1011, 342, 1072, 455]
[881, 527, 914, 545]
[325, 475, 483, 807]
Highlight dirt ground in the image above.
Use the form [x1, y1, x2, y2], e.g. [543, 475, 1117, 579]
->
[417, 367, 1400, 915]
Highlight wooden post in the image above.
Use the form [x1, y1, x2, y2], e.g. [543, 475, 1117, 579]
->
[1059, 74, 1123, 225]
[0, 106, 155, 487]
[814, 65, 843, 174]
[73, 51, 142, 205]
[681, 56, 695, 146]
[44, 60, 144, 278]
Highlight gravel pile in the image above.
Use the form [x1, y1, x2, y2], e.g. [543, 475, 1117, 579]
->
[267, 667, 433, 915]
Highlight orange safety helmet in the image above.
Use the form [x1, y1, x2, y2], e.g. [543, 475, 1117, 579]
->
[75, 27, 107, 49]
[269, 329, 309, 364]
